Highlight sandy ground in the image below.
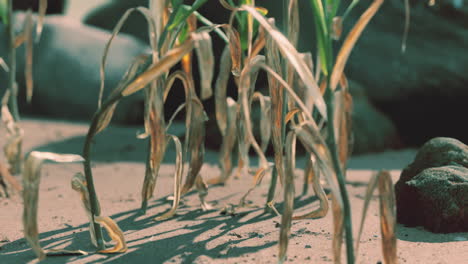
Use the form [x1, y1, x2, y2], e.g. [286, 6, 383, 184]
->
[0, 119, 467, 264]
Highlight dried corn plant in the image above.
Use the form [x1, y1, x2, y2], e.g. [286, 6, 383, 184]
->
[82, 0, 218, 249]
[0, 0, 47, 187]
[211, 0, 390, 263]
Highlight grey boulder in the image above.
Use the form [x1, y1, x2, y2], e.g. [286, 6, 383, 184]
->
[395, 137, 468, 233]
[0, 13, 150, 123]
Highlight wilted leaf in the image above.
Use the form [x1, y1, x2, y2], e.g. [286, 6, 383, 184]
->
[123, 39, 194, 96]
[94, 216, 127, 253]
[242, 5, 327, 119]
[215, 46, 231, 135]
[209, 97, 237, 184]
[181, 99, 207, 196]
[378, 171, 397, 264]
[355, 171, 397, 264]
[24, 10, 34, 103]
[329, 0, 384, 91]
[71, 172, 100, 247]
[23, 151, 84, 260]
[0, 162, 21, 194]
[99, 6, 157, 108]
[293, 154, 329, 219]
[2, 91, 23, 174]
[154, 135, 183, 221]
[192, 31, 214, 100]
[331, 16, 343, 40]
[252, 92, 271, 152]
[227, 26, 242, 77]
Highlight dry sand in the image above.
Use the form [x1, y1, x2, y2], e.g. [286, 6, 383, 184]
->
[0, 119, 467, 263]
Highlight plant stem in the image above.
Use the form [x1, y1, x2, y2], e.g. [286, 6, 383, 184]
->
[7, 0, 19, 121]
[324, 88, 355, 264]
[82, 97, 120, 250]
[265, 0, 290, 213]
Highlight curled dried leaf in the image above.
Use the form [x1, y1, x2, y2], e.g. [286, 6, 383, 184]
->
[227, 26, 242, 77]
[215, 46, 231, 135]
[252, 92, 271, 152]
[181, 99, 207, 196]
[123, 39, 194, 97]
[209, 97, 237, 185]
[23, 151, 84, 260]
[193, 31, 214, 100]
[155, 135, 183, 221]
[329, 0, 384, 91]
[94, 216, 127, 253]
[241, 5, 327, 119]
[2, 92, 23, 174]
[355, 171, 397, 263]
[72, 172, 100, 246]
[293, 155, 329, 220]
[99, 6, 157, 108]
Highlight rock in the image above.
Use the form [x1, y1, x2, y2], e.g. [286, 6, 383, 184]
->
[0, 13, 150, 123]
[341, 2, 468, 146]
[395, 137, 468, 232]
[348, 80, 401, 154]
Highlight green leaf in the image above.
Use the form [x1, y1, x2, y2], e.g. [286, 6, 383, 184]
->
[167, 0, 208, 31]
[308, 0, 330, 75]
[0, 0, 8, 25]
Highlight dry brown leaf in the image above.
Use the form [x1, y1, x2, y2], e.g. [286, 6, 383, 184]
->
[154, 135, 184, 221]
[209, 97, 237, 184]
[99, 6, 157, 108]
[94, 55, 150, 135]
[227, 26, 242, 77]
[329, 0, 384, 91]
[23, 151, 84, 260]
[1, 92, 23, 174]
[181, 98, 207, 196]
[332, 16, 343, 40]
[293, 155, 329, 219]
[252, 92, 271, 152]
[94, 216, 127, 253]
[0, 162, 22, 194]
[24, 10, 34, 103]
[378, 171, 397, 264]
[71, 172, 100, 247]
[193, 31, 214, 100]
[215, 46, 231, 136]
[355, 170, 397, 264]
[242, 5, 327, 119]
[123, 39, 194, 96]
